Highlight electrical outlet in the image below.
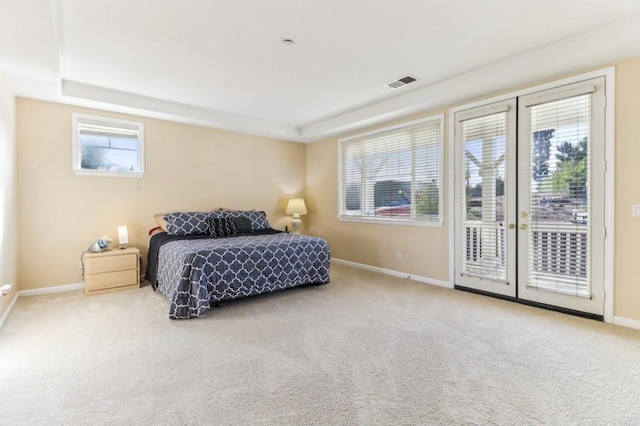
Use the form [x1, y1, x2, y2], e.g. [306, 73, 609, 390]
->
[1, 283, 12, 296]
[396, 251, 402, 261]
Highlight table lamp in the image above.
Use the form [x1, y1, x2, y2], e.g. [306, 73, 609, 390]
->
[285, 198, 307, 235]
[117, 225, 129, 249]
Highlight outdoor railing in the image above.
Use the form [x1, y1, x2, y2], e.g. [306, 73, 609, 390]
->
[463, 221, 588, 285]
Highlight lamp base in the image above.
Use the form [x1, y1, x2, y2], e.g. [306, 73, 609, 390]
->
[291, 216, 302, 235]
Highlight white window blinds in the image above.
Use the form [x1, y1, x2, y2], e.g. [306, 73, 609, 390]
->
[456, 110, 510, 283]
[339, 117, 442, 224]
[525, 93, 591, 296]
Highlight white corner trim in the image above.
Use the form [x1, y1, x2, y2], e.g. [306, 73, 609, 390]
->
[0, 293, 21, 333]
[613, 316, 640, 331]
[603, 67, 616, 325]
[331, 258, 452, 289]
[19, 283, 84, 297]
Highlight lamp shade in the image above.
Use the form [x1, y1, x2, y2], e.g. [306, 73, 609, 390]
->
[286, 198, 307, 216]
[117, 225, 129, 245]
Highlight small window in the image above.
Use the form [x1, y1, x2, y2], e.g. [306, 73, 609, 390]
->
[72, 113, 144, 177]
[338, 115, 443, 226]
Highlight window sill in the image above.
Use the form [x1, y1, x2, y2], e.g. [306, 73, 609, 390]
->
[73, 169, 145, 178]
[338, 216, 443, 228]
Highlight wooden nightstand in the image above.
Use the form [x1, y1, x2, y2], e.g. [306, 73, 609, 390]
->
[82, 247, 140, 296]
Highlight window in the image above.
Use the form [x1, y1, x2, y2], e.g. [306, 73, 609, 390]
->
[72, 113, 144, 177]
[338, 115, 443, 226]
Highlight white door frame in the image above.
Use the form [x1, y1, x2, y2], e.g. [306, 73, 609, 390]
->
[448, 67, 615, 323]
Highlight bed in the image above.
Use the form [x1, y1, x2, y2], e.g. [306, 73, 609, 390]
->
[146, 211, 331, 319]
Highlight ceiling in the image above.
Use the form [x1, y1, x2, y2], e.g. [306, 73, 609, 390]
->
[2, 0, 640, 142]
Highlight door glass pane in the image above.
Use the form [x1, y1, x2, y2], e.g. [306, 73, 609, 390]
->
[527, 94, 590, 296]
[459, 112, 508, 282]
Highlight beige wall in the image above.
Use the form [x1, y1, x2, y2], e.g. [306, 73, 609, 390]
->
[306, 110, 450, 283]
[0, 75, 18, 319]
[306, 57, 640, 322]
[16, 98, 306, 290]
[613, 57, 640, 321]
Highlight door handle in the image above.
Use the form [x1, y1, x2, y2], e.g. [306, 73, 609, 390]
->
[519, 224, 528, 230]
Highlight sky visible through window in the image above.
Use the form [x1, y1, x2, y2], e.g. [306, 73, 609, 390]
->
[80, 134, 138, 172]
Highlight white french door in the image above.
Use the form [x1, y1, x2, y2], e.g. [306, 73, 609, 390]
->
[454, 77, 606, 317]
[516, 79, 605, 315]
[454, 100, 517, 297]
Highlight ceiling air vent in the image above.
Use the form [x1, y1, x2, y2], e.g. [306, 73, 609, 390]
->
[385, 75, 419, 89]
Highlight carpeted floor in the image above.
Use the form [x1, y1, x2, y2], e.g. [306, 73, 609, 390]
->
[1, 263, 639, 425]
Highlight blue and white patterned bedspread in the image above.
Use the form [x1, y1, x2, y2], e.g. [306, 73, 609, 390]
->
[156, 233, 330, 319]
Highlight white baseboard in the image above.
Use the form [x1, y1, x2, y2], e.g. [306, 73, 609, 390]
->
[331, 258, 452, 289]
[0, 283, 85, 333]
[0, 293, 20, 333]
[613, 316, 640, 330]
[19, 282, 84, 297]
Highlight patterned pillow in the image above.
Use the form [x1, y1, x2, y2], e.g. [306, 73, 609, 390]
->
[209, 217, 237, 237]
[225, 210, 270, 231]
[209, 209, 227, 220]
[231, 217, 253, 234]
[165, 212, 211, 236]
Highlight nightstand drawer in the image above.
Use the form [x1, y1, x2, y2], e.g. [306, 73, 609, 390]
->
[85, 269, 138, 293]
[84, 252, 137, 274]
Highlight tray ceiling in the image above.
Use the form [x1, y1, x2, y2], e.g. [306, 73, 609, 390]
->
[2, 0, 640, 142]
